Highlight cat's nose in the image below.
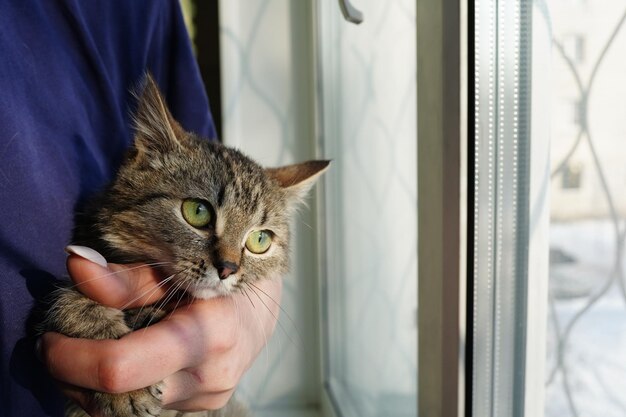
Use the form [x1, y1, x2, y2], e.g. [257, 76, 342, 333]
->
[214, 261, 239, 280]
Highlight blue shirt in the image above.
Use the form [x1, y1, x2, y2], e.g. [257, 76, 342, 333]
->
[0, 1, 215, 415]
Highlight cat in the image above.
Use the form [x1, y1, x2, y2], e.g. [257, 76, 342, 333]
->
[41, 74, 329, 417]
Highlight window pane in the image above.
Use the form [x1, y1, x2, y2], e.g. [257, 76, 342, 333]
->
[546, 2, 626, 417]
[318, 1, 417, 416]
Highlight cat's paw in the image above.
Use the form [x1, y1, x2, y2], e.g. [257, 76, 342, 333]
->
[91, 382, 164, 417]
[44, 286, 131, 340]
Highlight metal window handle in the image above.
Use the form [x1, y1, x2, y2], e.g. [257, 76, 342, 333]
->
[339, 0, 363, 24]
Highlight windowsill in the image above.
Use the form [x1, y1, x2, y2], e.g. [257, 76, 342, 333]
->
[253, 407, 320, 417]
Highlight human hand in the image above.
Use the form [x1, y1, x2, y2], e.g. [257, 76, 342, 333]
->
[40, 247, 281, 416]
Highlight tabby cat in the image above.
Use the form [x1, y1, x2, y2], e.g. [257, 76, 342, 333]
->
[41, 75, 329, 417]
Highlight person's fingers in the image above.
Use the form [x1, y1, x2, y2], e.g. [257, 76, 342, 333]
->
[42, 333, 127, 393]
[66, 253, 167, 309]
[41, 298, 237, 393]
[57, 382, 108, 417]
[159, 354, 243, 405]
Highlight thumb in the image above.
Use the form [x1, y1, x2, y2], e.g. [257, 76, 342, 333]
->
[65, 245, 168, 309]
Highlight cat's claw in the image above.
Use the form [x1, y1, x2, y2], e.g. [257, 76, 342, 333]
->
[90, 383, 163, 417]
[149, 384, 163, 400]
[131, 395, 161, 417]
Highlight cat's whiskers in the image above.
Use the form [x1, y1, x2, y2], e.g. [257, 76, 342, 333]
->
[157, 277, 186, 310]
[157, 281, 193, 319]
[299, 219, 314, 232]
[245, 282, 301, 352]
[67, 262, 173, 291]
[128, 266, 190, 329]
[165, 278, 194, 322]
[129, 272, 181, 329]
[159, 278, 195, 324]
[240, 285, 256, 309]
[143, 274, 190, 329]
[244, 282, 285, 357]
[121, 268, 181, 311]
[230, 290, 243, 337]
[241, 285, 269, 371]
[247, 281, 305, 350]
[157, 269, 193, 310]
[138, 284, 183, 331]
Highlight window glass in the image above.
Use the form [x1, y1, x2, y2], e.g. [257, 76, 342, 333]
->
[546, 2, 626, 417]
[318, 1, 417, 416]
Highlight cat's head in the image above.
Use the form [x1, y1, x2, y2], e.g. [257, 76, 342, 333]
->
[94, 74, 329, 299]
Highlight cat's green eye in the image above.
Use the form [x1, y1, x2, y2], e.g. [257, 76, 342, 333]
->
[181, 199, 212, 228]
[245, 230, 272, 254]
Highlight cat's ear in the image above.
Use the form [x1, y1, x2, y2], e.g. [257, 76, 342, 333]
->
[131, 73, 186, 160]
[266, 160, 331, 203]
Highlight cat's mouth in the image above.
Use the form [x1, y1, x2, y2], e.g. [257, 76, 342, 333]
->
[184, 270, 238, 299]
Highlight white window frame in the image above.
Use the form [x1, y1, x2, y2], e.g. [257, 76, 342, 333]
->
[416, 0, 467, 415]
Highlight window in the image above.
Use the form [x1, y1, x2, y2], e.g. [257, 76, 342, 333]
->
[211, 0, 626, 416]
